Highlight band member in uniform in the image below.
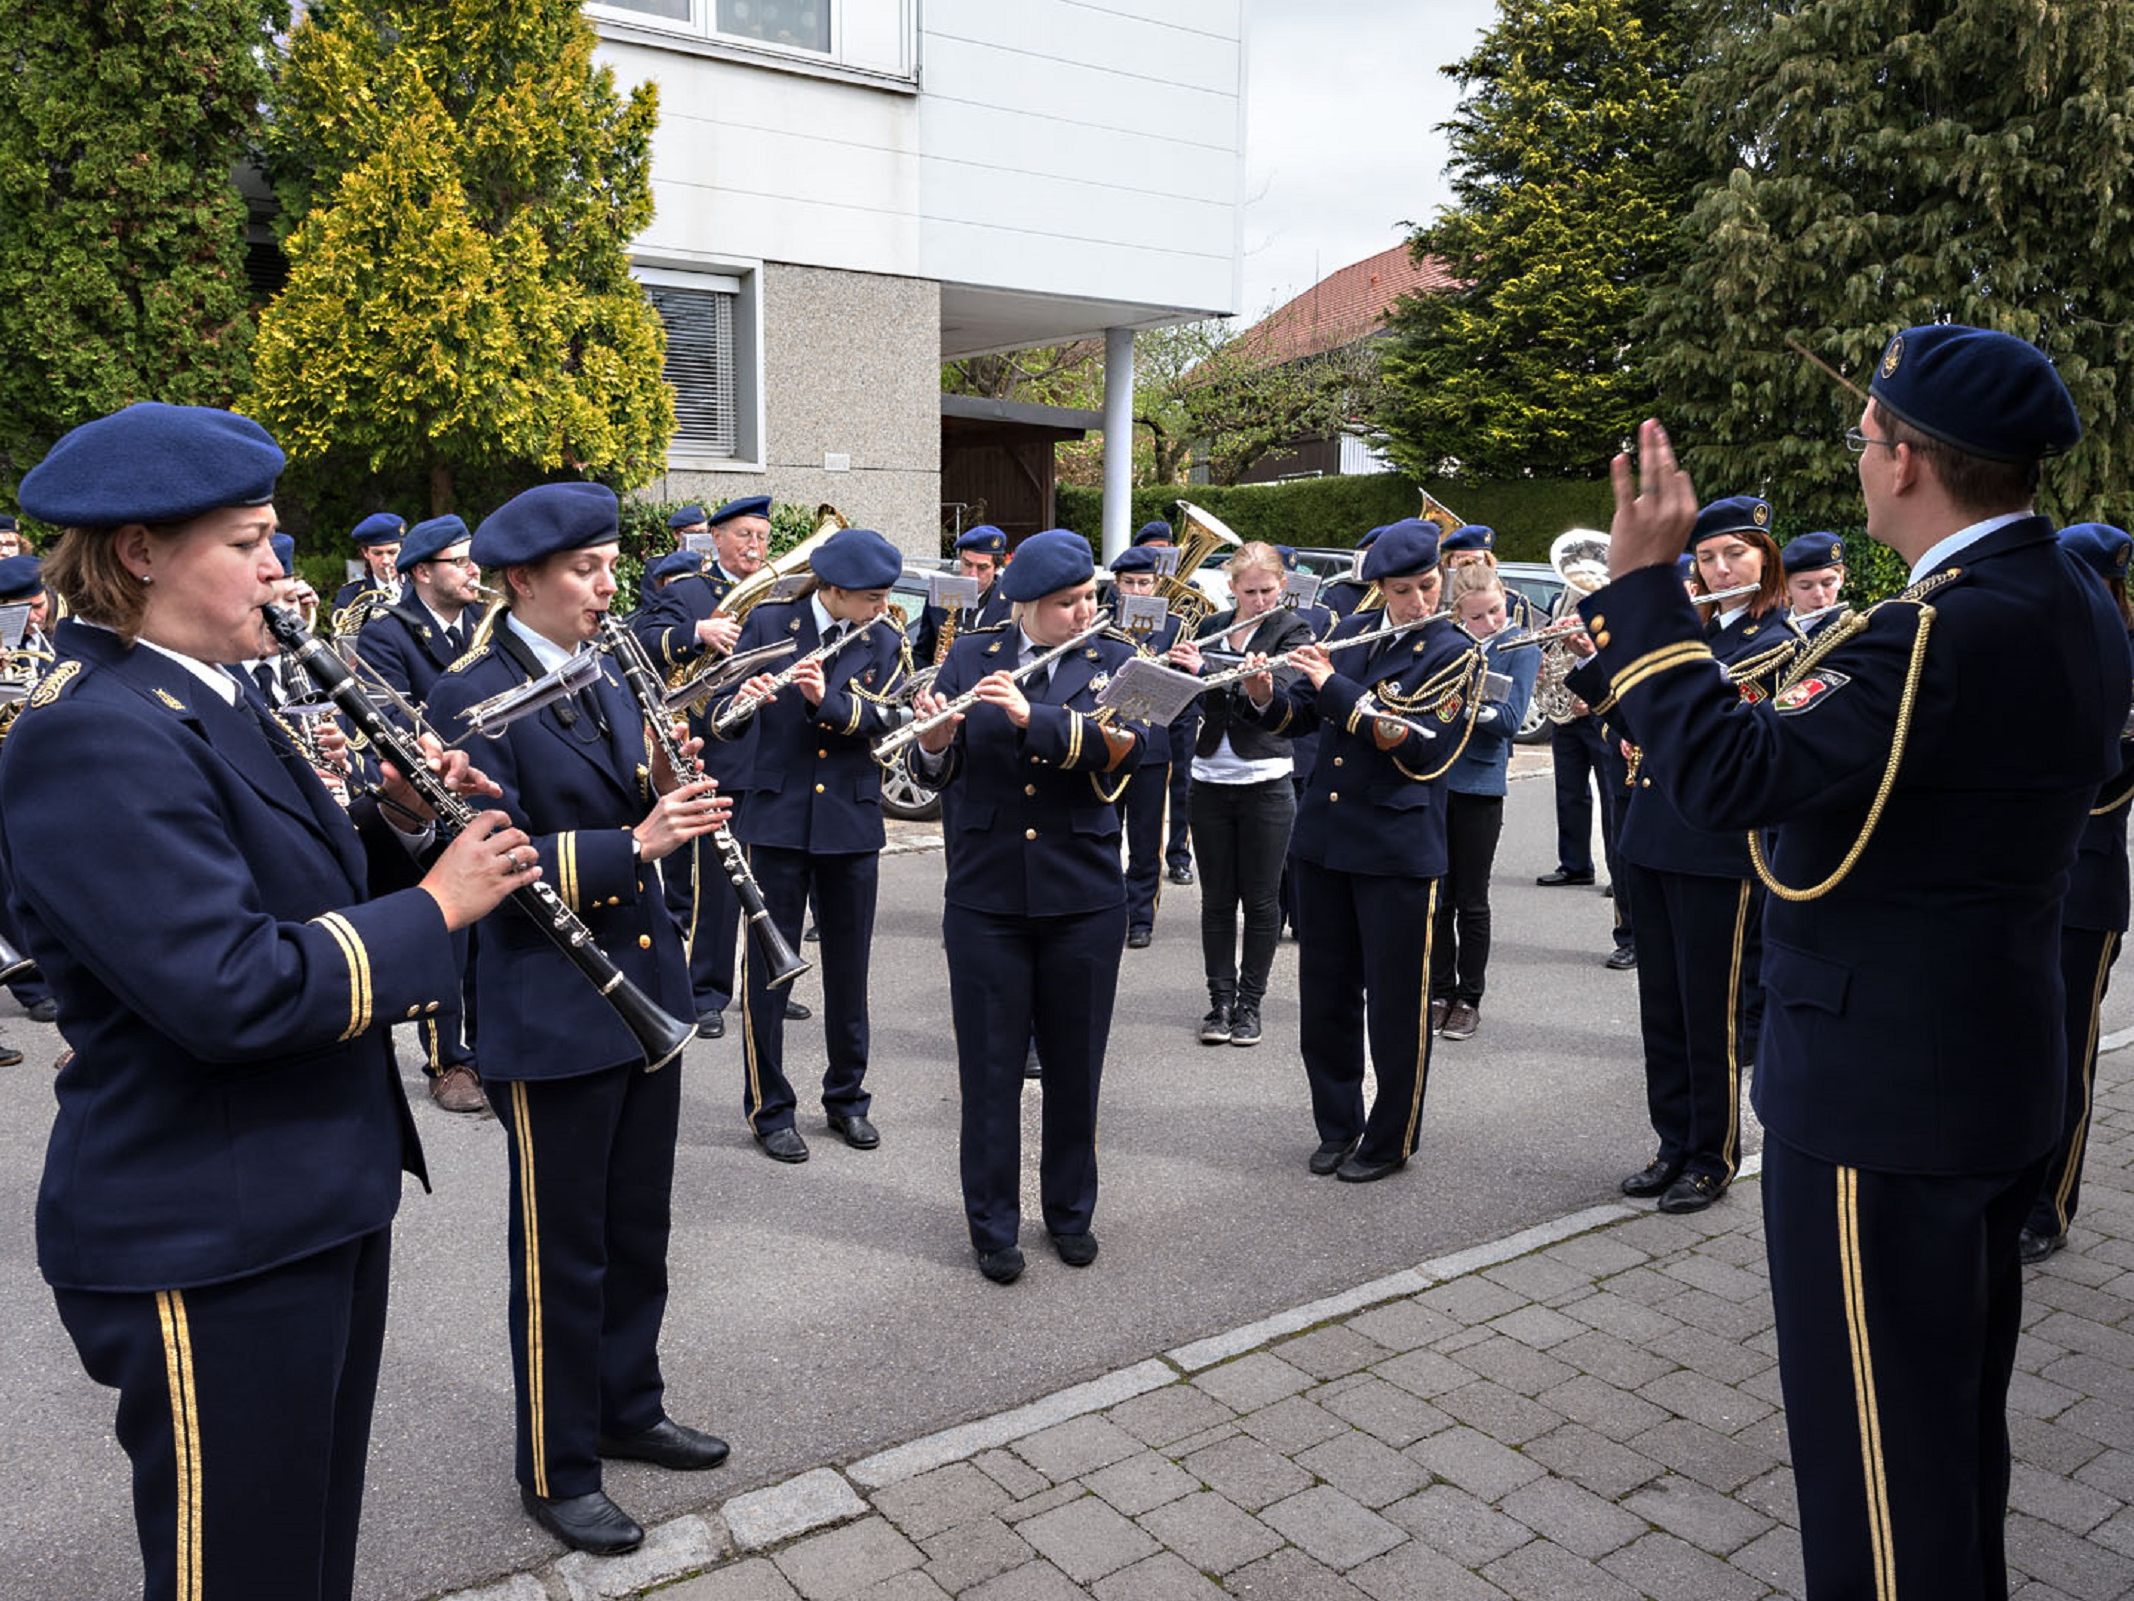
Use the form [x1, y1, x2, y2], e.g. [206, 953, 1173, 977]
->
[2, 401, 529, 1601]
[1319, 525, 1385, 620]
[426, 483, 734, 1557]
[1780, 531, 1849, 638]
[2021, 521, 2134, 1264]
[1439, 524, 1538, 630]
[637, 505, 708, 607]
[1430, 564, 1540, 1041]
[1580, 326, 2123, 1599]
[632, 495, 809, 1038]
[1167, 542, 1311, 1046]
[905, 530, 1146, 1284]
[0, 513, 20, 557]
[356, 513, 490, 1112]
[914, 525, 1014, 665]
[1105, 545, 1181, 948]
[714, 526, 907, 1161]
[0, 555, 59, 1033]
[329, 512, 405, 620]
[1274, 545, 1335, 939]
[1130, 520, 1204, 888]
[1242, 519, 1483, 1181]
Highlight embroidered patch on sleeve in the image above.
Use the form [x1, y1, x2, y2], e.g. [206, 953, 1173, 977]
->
[1774, 670, 1850, 715]
[1737, 682, 1768, 705]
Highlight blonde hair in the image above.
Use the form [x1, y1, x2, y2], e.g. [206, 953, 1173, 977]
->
[1444, 562, 1504, 615]
[1226, 541, 1286, 584]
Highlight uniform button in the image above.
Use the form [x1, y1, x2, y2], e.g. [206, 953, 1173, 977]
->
[817, 748, 828, 759]
[814, 782, 825, 794]
[425, 1001, 440, 1014]
[1329, 792, 1340, 803]
[1024, 827, 1038, 840]
[1332, 756, 1344, 767]
[1595, 631, 1613, 648]
[1024, 784, 1037, 797]
[405, 1005, 420, 1019]
[608, 895, 622, 907]
[638, 934, 652, 949]
[637, 880, 646, 893]
[1589, 613, 1606, 631]
[1640, 777, 1652, 788]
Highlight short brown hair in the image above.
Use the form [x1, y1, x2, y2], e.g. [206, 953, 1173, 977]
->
[1692, 528, 1787, 619]
[1872, 399, 2040, 518]
[44, 524, 171, 643]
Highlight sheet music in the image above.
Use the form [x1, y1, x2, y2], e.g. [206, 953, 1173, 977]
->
[1117, 594, 1171, 639]
[766, 573, 810, 603]
[0, 603, 30, 651]
[682, 532, 716, 556]
[928, 573, 982, 612]
[1280, 572, 1322, 610]
[1094, 656, 1209, 726]
[1147, 547, 1183, 577]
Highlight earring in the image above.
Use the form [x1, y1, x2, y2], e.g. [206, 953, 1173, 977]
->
[139, 573, 152, 584]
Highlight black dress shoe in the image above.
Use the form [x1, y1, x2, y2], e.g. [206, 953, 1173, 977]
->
[1658, 1172, 1727, 1214]
[1336, 1152, 1406, 1184]
[976, 1244, 1025, 1284]
[24, 999, 57, 1023]
[1023, 1045, 1042, 1080]
[827, 1112, 879, 1149]
[2019, 1227, 2066, 1265]
[0, 1044, 22, 1068]
[1309, 1137, 1359, 1176]
[1536, 868, 1596, 887]
[1051, 1231, 1099, 1267]
[1619, 1157, 1682, 1197]
[598, 1416, 731, 1471]
[784, 998, 812, 1021]
[1604, 945, 1638, 971]
[1127, 926, 1152, 949]
[520, 1488, 643, 1556]
[756, 1127, 810, 1163]
[803, 922, 821, 943]
[1166, 865, 1195, 885]
[696, 1011, 726, 1039]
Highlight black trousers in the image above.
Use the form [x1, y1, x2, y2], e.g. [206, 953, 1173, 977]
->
[54, 1229, 393, 1601]
[2029, 925, 2123, 1238]
[738, 844, 875, 1132]
[1599, 735, 1635, 951]
[1430, 790, 1505, 1004]
[493, 1062, 679, 1498]
[1295, 861, 1438, 1167]
[1550, 717, 1609, 875]
[1191, 776, 1294, 1004]
[944, 904, 1124, 1253]
[1764, 1134, 2049, 1601]
[1623, 867, 1751, 1182]
[1165, 706, 1199, 871]
[1118, 761, 1169, 933]
[670, 835, 741, 1018]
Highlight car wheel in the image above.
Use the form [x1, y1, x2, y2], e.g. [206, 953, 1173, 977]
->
[880, 761, 943, 822]
[1514, 696, 1554, 746]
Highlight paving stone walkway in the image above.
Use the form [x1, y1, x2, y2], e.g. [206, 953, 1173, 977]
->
[445, 1049, 2134, 1601]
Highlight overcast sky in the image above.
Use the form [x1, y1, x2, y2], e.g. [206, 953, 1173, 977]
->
[1238, 0, 1499, 317]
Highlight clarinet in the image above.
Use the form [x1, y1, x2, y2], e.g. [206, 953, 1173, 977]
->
[596, 617, 811, 991]
[262, 604, 695, 1071]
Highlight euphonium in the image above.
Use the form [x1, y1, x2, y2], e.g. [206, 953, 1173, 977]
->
[708, 504, 847, 627]
[1161, 502, 1243, 630]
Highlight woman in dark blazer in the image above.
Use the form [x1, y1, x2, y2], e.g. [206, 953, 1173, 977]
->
[1166, 542, 1313, 1047]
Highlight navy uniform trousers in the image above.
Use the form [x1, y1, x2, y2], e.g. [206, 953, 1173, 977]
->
[1164, 702, 1198, 873]
[1598, 732, 1637, 953]
[1549, 714, 1609, 875]
[739, 845, 874, 1131]
[671, 827, 741, 1019]
[1622, 867, 1754, 1184]
[1119, 765, 1168, 934]
[2030, 926, 2122, 1240]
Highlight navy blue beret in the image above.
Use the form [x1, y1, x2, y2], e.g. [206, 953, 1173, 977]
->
[0, 515, 16, 533]
[1109, 546, 1159, 575]
[1275, 544, 1300, 571]
[1133, 520, 1174, 547]
[2059, 522, 2133, 582]
[1675, 553, 1696, 579]
[0, 555, 42, 600]
[955, 525, 1008, 557]
[1361, 519, 1440, 582]
[812, 526, 901, 590]
[1871, 324, 2081, 463]
[471, 483, 620, 567]
[350, 511, 405, 547]
[19, 403, 284, 528]
[668, 504, 709, 531]
[1001, 529, 1095, 602]
[643, 551, 704, 586]
[397, 514, 471, 572]
[708, 496, 772, 527]
[1356, 525, 1386, 551]
[1690, 496, 1774, 550]
[1442, 524, 1495, 554]
[1781, 531, 1846, 575]
[271, 533, 296, 577]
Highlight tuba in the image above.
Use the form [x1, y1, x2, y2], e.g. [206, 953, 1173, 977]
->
[1163, 502, 1244, 631]
[1533, 530, 1611, 725]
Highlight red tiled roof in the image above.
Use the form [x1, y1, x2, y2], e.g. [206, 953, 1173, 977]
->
[1231, 244, 1458, 367]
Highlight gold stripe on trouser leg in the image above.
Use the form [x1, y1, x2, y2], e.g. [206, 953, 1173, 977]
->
[1721, 879, 1751, 1177]
[155, 1289, 202, 1601]
[2053, 932, 2120, 1230]
[423, 1018, 441, 1073]
[509, 1082, 548, 1498]
[684, 838, 700, 963]
[1401, 879, 1442, 1157]
[739, 845, 761, 1133]
[1836, 1166, 1897, 1600]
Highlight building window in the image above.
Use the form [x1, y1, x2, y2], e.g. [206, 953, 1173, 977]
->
[638, 264, 762, 469]
[587, 0, 913, 84]
[715, 0, 829, 52]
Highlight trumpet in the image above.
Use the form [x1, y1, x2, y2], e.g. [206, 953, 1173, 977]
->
[707, 619, 880, 737]
[874, 611, 1114, 763]
[595, 617, 811, 992]
[264, 603, 696, 1072]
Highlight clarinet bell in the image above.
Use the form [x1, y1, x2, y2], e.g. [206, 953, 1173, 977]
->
[751, 915, 812, 991]
[609, 973, 695, 1072]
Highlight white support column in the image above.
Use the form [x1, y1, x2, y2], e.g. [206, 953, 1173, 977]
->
[1101, 326, 1135, 561]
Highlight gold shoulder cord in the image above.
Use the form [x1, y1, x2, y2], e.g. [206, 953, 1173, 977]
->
[2091, 777, 2134, 817]
[1390, 650, 1488, 783]
[1748, 602, 1937, 902]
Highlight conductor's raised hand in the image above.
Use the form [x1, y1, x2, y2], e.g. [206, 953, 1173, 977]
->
[1608, 418, 1699, 578]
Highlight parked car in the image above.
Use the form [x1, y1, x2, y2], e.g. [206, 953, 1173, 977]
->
[880, 561, 949, 820]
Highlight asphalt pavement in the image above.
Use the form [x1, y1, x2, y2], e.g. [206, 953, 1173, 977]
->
[0, 766, 1689, 1600]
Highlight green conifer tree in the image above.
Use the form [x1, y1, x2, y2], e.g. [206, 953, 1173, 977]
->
[256, 0, 672, 513]
[1642, 0, 2134, 522]
[1374, 0, 1699, 481]
[0, 1, 279, 495]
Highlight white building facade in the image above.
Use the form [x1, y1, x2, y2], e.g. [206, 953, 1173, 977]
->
[589, 0, 1247, 553]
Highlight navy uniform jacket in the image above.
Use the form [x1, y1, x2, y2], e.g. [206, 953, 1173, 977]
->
[1282, 599, 1338, 778]
[1577, 517, 2129, 1174]
[2067, 626, 2134, 935]
[2, 620, 452, 1292]
[331, 573, 402, 619]
[634, 561, 741, 673]
[1321, 577, 1376, 620]
[715, 597, 909, 855]
[355, 600, 470, 714]
[426, 631, 692, 1082]
[1569, 607, 1802, 880]
[1248, 613, 1483, 879]
[913, 582, 1014, 669]
[637, 551, 704, 609]
[910, 625, 1148, 916]
[1118, 610, 1183, 767]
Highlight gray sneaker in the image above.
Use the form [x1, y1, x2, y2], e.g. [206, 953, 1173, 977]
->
[1440, 1001, 1480, 1041]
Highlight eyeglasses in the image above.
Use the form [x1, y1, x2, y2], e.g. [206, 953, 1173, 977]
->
[428, 554, 479, 569]
[1843, 427, 1901, 455]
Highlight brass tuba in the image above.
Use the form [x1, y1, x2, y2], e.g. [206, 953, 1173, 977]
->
[710, 504, 847, 626]
[1164, 502, 1244, 630]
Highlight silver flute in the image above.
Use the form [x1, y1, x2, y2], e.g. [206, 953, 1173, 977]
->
[708, 618, 881, 737]
[873, 610, 1113, 762]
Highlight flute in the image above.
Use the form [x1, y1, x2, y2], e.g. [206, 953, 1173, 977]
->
[707, 618, 879, 737]
[263, 603, 695, 1072]
[1192, 611, 1442, 691]
[873, 611, 1113, 762]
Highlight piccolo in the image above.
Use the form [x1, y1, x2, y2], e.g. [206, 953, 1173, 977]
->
[873, 611, 1113, 762]
[1193, 612, 1443, 691]
[263, 603, 695, 1072]
[708, 619, 879, 737]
